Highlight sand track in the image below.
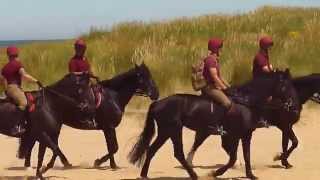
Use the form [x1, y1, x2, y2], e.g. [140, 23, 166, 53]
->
[0, 107, 320, 180]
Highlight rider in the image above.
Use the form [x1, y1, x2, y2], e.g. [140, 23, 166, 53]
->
[252, 36, 274, 127]
[68, 39, 98, 128]
[0, 46, 41, 136]
[202, 38, 233, 134]
[253, 36, 274, 78]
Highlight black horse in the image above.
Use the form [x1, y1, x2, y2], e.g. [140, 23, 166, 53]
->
[128, 70, 293, 179]
[1, 73, 96, 179]
[187, 74, 320, 170]
[22, 63, 159, 172]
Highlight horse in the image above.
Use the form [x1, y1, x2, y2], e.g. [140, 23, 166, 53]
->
[0, 73, 96, 179]
[128, 69, 294, 179]
[22, 63, 159, 173]
[186, 74, 320, 170]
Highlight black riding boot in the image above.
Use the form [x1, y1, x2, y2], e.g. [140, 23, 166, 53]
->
[10, 109, 27, 136]
[207, 107, 229, 136]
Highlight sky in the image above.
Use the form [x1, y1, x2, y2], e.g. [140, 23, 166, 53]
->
[0, 0, 320, 40]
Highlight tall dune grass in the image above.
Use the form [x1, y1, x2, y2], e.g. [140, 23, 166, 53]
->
[1, 6, 320, 96]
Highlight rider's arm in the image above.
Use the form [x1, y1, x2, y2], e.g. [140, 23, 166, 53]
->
[262, 64, 273, 72]
[209, 67, 228, 90]
[19, 68, 38, 83]
[221, 78, 230, 88]
[0, 75, 7, 89]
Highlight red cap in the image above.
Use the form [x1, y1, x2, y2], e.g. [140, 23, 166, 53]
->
[208, 38, 223, 53]
[74, 39, 86, 49]
[6, 46, 19, 57]
[259, 36, 273, 49]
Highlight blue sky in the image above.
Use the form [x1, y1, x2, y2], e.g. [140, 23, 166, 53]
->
[0, 0, 319, 40]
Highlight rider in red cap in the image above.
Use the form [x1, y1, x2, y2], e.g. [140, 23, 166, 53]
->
[202, 38, 232, 135]
[252, 36, 274, 128]
[68, 39, 98, 128]
[0, 46, 41, 136]
[252, 36, 274, 78]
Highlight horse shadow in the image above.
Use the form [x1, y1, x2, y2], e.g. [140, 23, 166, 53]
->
[265, 164, 285, 169]
[174, 164, 224, 170]
[121, 177, 190, 180]
[5, 165, 128, 171]
[0, 176, 66, 180]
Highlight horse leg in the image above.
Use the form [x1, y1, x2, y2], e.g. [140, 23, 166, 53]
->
[140, 130, 169, 178]
[187, 131, 210, 166]
[214, 138, 239, 177]
[39, 132, 71, 174]
[281, 128, 298, 169]
[24, 138, 36, 168]
[171, 128, 198, 180]
[36, 143, 46, 180]
[242, 133, 257, 180]
[94, 128, 119, 169]
[41, 134, 72, 173]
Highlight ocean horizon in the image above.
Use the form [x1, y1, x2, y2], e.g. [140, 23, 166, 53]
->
[0, 39, 66, 47]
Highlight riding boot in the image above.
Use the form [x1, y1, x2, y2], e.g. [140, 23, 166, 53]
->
[207, 106, 229, 136]
[10, 109, 27, 136]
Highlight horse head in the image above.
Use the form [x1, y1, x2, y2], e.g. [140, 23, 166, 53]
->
[134, 62, 159, 101]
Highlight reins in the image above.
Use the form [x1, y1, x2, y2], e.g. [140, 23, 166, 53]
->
[40, 87, 86, 109]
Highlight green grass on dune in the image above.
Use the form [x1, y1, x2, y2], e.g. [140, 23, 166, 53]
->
[1, 6, 320, 96]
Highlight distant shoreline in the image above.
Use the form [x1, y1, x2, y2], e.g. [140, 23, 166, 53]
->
[0, 39, 67, 47]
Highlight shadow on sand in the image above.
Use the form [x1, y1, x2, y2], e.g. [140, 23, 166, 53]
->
[6, 165, 128, 171]
[122, 177, 191, 180]
[0, 176, 66, 180]
[265, 164, 285, 169]
[174, 164, 224, 170]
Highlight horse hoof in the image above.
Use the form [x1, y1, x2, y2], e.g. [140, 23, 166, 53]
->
[284, 163, 293, 169]
[281, 160, 293, 169]
[94, 159, 101, 167]
[39, 166, 47, 174]
[247, 174, 258, 180]
[273, 153, 282, 161]
[64, 163, 73, 168]
[111, 165, 120, 170]
[191, 174, 198, 180]
[212, 169, 223, 177]
[140, 176, 149, 180]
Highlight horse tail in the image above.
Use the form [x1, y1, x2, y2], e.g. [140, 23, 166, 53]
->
[128, 102, 156, 166]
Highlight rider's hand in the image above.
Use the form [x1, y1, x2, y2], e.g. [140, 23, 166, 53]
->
[36, 81, 43, 88]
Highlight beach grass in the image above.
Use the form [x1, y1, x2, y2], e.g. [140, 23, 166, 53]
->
[1, 6, 320, 97]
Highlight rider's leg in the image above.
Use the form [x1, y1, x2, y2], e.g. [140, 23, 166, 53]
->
[6, 84, 27, 135]
[203, 87, 231, 135]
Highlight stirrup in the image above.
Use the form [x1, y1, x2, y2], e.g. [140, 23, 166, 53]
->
[256, 120, 270, 128]
[208, 125, 227, 136]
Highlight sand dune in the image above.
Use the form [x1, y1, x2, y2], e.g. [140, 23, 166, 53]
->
[0, 106, 320, 180]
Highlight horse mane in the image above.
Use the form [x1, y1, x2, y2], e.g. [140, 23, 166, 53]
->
[100, 68, 137, 91]
[293, 73, 320, 86]
[47, 74, 74, 90]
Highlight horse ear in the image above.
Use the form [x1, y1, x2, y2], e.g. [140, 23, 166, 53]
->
[285, 68, 290, 74]
[285, 68, 291, 77]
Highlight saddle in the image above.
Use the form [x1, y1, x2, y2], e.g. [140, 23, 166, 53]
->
[0, 92, 36, 112]
[200, 88, 253, 107]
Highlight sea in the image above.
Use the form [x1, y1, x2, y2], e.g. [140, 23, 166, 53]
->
[0, 39, 65, 47]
